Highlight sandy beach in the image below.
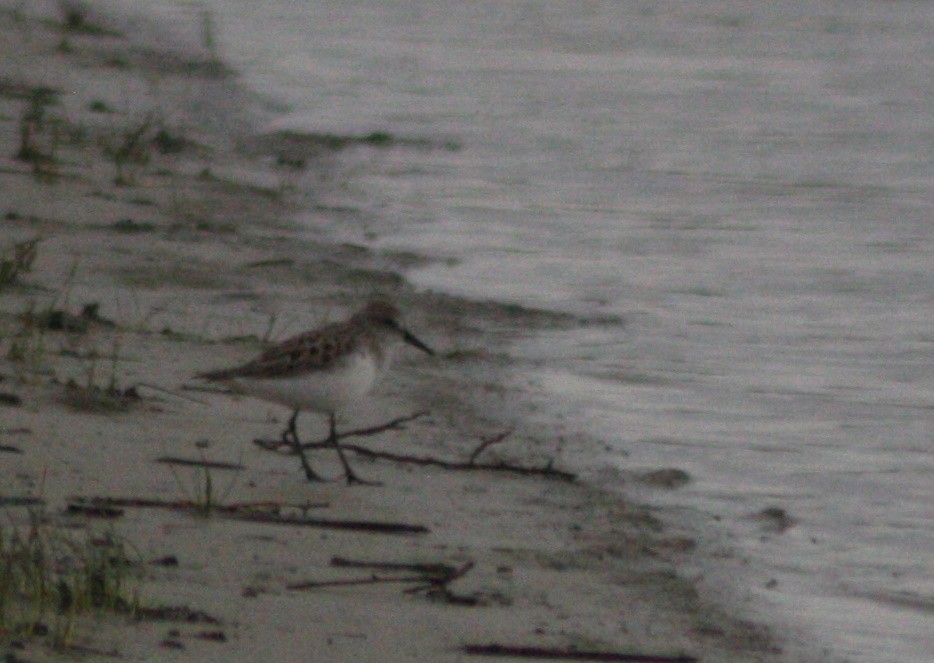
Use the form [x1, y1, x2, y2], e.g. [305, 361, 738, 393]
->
[0, 8, 814, 662]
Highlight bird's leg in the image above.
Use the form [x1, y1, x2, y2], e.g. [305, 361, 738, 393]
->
[284, 410, 325, 482]
[329, 412, 380, 486]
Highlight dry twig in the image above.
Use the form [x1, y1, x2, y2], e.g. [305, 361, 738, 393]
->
[64, 497, 425, 534]
[156, 456, 245, 470]
[336, 441, 575, 482]
[468, 429, 514, 464]
[253, 413, 575, 481]
[288, 556, 477, 604]
[253, 411, 429, 453]
[223, 510, 428, 535]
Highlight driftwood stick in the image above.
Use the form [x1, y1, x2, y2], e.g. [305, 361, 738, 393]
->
[330, 556, 457, 577]
[67, 496, 328, 513]
[156, 456, 246, 470]
[252, 412, 575, 481]
[68, 496, 197, 510]
[461, 644, 698, 662]
[135, 605, 221, 624]
[223, 510, 429, 535]
[222, 500, 329, 512]
[287, 574, 428, 591]
[66, 498, 423, 533]
[334, 444, 575, 482]
[291, 557, 475, 598]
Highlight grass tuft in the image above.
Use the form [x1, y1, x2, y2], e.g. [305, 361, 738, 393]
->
[14, 89, 61, 180]
[104, 113, 156, 186]
[0, 237, 41, 290]
[59, 333, 140, 414]
[0, 509, 142, 648]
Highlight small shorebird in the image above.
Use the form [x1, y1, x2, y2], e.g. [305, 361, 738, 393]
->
[197, 300, 434, 484]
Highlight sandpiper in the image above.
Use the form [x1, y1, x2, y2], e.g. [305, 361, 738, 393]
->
[197, 300, 434, 484]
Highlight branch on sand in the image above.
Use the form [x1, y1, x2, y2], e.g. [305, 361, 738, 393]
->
[65, 497, 428, 535]
[288, 557, 482, 605]
[156, 456, 245, 470]
[224, 510, 429, 535]
[254, 413, 576, 482]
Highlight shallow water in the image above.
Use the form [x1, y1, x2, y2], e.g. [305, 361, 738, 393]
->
[32, 0, 934, 660]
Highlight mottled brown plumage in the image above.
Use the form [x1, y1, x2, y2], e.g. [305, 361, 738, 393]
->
[202, 323, 357, 381]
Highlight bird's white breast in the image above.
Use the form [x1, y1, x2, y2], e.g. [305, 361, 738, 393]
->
[233, 350, 380, 414]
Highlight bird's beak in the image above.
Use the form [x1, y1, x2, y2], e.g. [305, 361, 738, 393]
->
[403, 329, 435, 356]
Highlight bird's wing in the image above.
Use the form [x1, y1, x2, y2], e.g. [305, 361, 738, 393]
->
[199, 323, 360, 380]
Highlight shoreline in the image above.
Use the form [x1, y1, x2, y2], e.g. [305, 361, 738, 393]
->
[0, 8, 812, 662]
